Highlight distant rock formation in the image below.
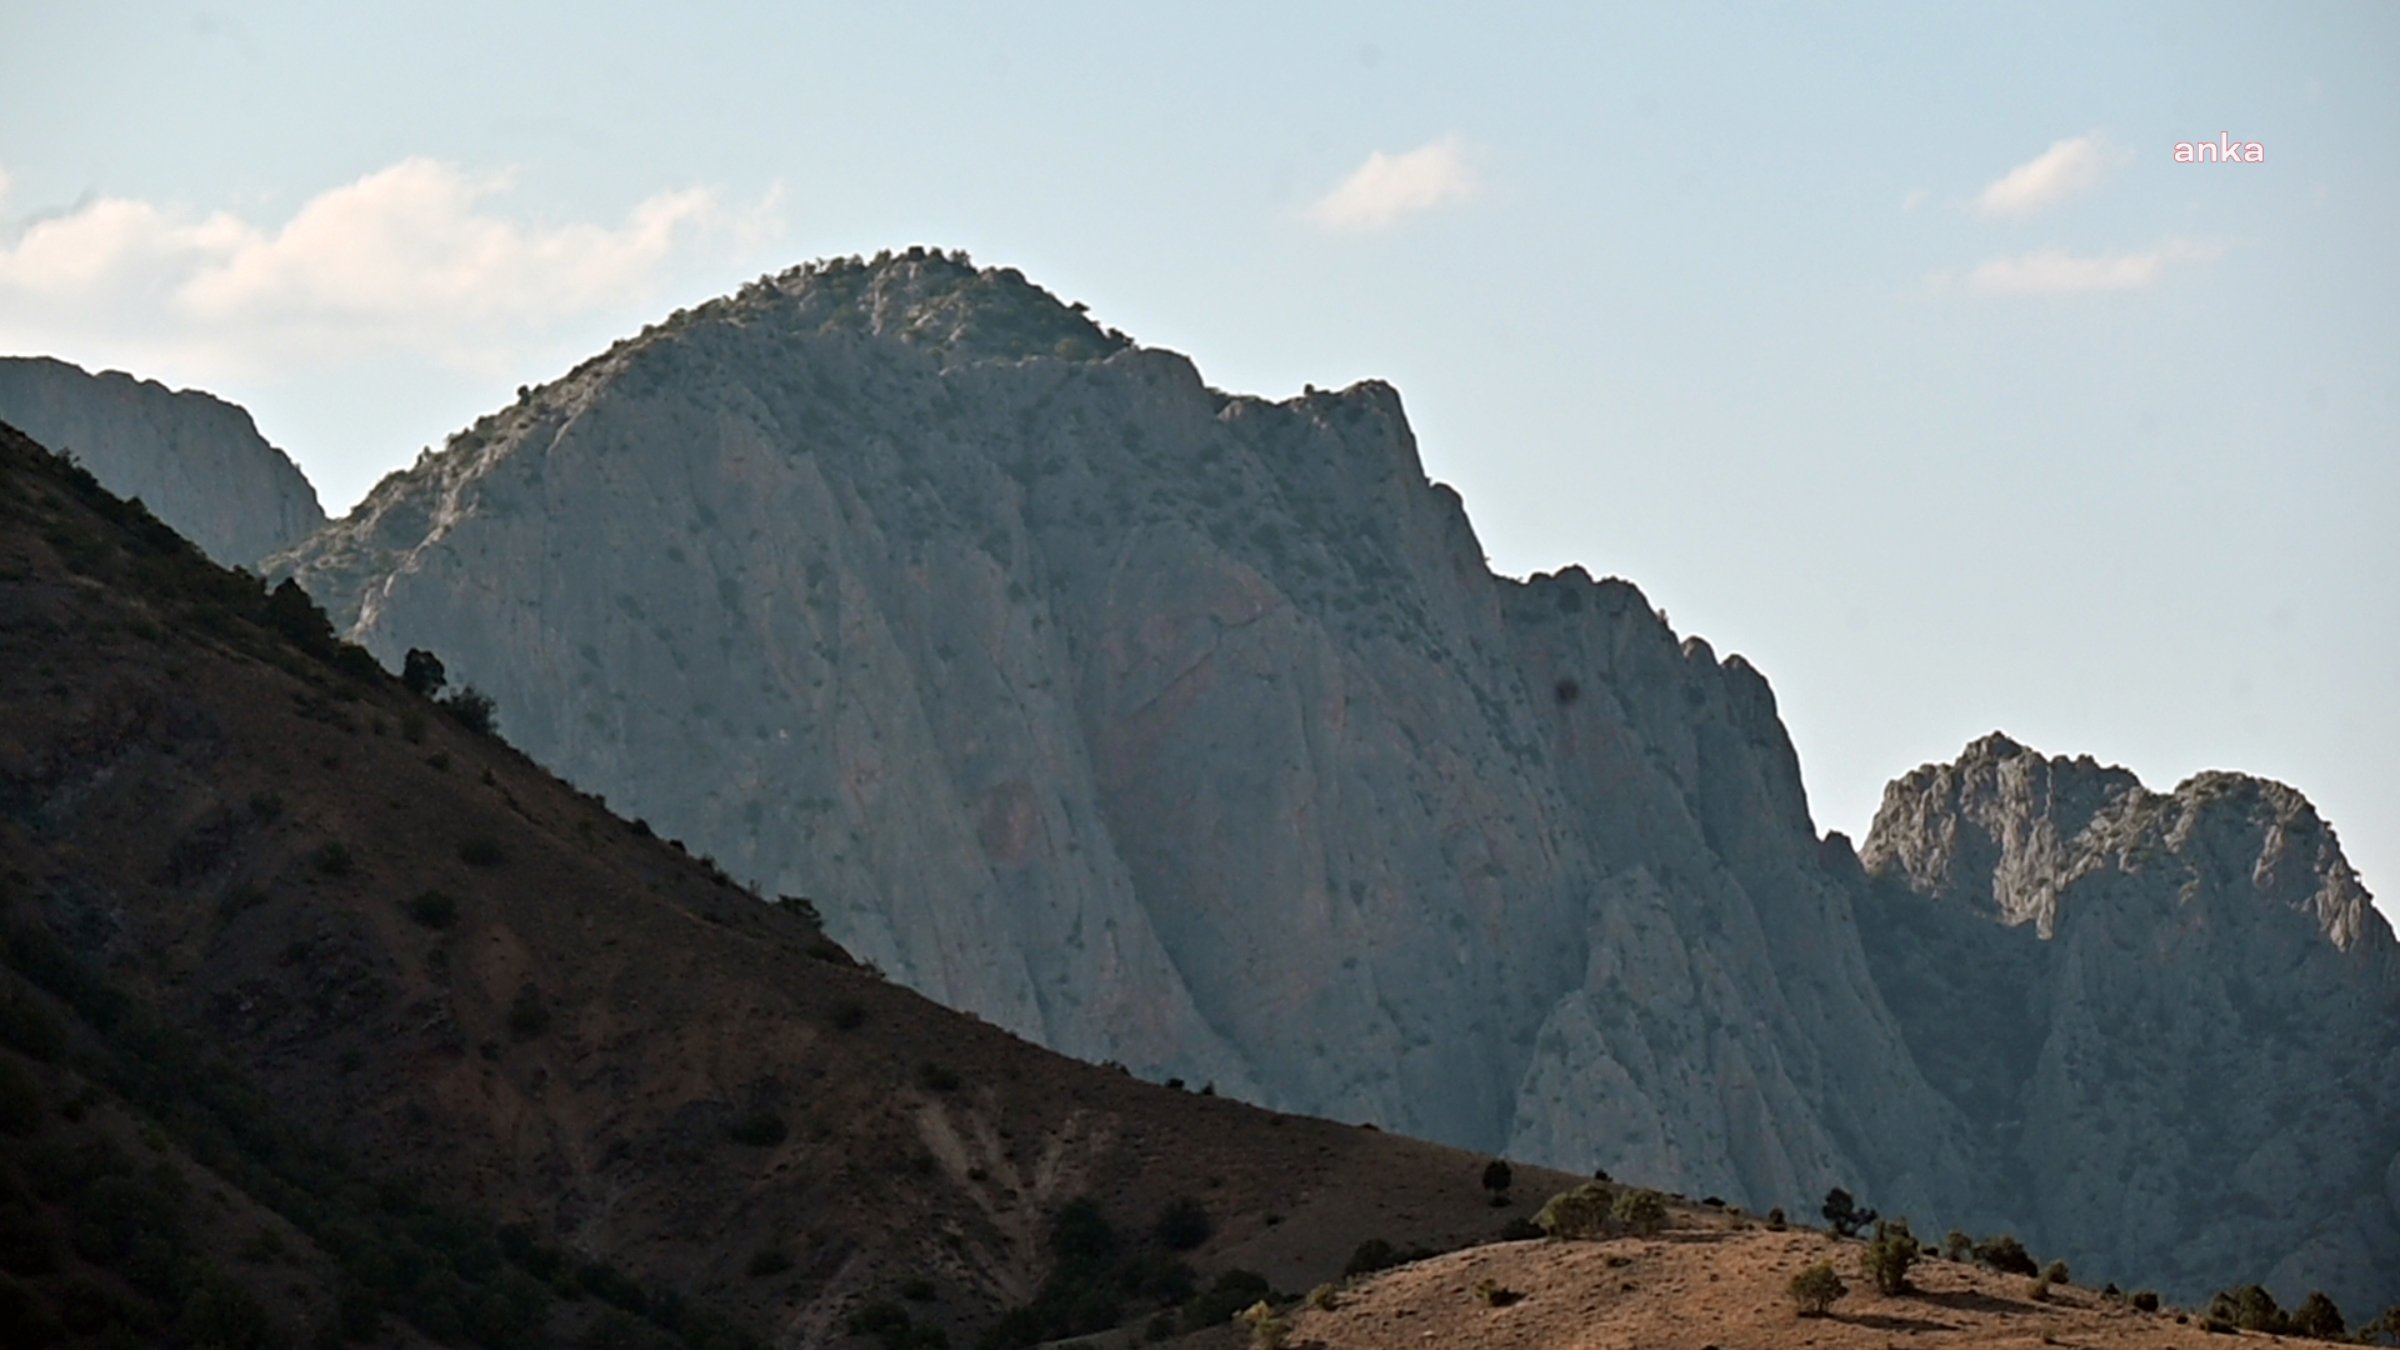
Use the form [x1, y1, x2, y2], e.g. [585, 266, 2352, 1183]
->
[101, 248, 2391, 1307]
[1858, 733, 2400, 1307]
[0, 356, 324, 566]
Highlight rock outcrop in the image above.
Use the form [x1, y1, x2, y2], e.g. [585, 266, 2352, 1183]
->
[276, 251, 1973, 1230]
[210, 250, 2397, 1308]
[0, 355, 324, 566]
[1858, 733, 2400, 1309]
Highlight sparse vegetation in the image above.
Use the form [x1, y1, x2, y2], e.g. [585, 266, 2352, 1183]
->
[1942, 1228, 1973, 1262]
[1860, 1218, 1920, 1295]
[1152, 1196, 1211, 1252]
[1973, 1233, 2037, 1276]
[2042, 1258, 2070, 1285]
[1238, 1299, 1291, 1349]
[404, 889, 459, 929]
[1610, 1187, 1667, 1236]
[1480, 1157, 1513, 1205]
[1533, 1182, 1614, 1239]
[457, 834, 506, 867]
[1789, 1260, 1847, 1316]
[2131, 1289, 2161, 1312]
[1474, 1276, 1524, 1307]
[1820, 1186, 1875, 1238]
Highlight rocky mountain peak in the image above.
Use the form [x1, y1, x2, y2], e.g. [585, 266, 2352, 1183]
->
[1862, 734, 2386, 953]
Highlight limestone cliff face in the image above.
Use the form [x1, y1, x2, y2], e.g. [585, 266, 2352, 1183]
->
[264, 252, 2396, 1308]
[1859, 734, 2400, 1308]
[0, 356, 324, 566]
[276, 252, 1972, 1225]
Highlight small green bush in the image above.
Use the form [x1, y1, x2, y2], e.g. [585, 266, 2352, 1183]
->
[2131, 1289, 2160, 1312]
[1611, 1188, 1667, 1236]
[1974, 1233, 2037, 1276]
[1533, 1183, 1614, 1239]
[1860, 1219, 1919, 1295]
[1789, 1261, 1846, 1316]
[2042, 1259, 2070, 1285]
[1942, 1229, 1973, 1262]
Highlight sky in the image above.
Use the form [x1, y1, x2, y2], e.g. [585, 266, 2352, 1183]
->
[4, 2, 2396, 923]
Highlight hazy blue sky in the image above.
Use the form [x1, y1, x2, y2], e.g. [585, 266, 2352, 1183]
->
[4, 2, 2395, 920]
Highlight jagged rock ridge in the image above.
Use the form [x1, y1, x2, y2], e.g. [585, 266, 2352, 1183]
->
[1856, 733, 2399, 1306]
[0, 356, 325, 566]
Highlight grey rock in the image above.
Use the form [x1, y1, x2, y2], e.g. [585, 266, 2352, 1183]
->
[0, 356, 324, 566]
[1859, 733, 2400, 1308]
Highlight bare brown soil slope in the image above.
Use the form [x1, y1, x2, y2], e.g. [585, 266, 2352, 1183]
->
[0, 420, 1589, 1346]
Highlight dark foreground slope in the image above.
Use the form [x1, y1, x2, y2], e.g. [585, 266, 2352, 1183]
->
[0, 420, 1583, 1347]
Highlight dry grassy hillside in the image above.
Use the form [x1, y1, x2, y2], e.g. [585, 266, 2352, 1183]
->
[0, 419, 1587, 1346]
[1232, 1215, 2372, 1350]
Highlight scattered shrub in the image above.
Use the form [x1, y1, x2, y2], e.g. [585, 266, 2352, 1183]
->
[900, 1277, 936, 1303]
[1480, 1158, 1513, 1200]
[2042, 1259, 2070, 1285]
[1474, 1277, 1523, 1308]
[1496, 1216, 1543, 1242]
[1238, 1299, 1290, 1349]
[830, 1000, 867, 1031]
[1611, 1188, 1667, 1236]
[746, 1246, 792, 1278]
[402, 648, 447, 698]
[2031, 1275, 2052, 1302]
[1306, 1284, 1339, 1312]
[1821, 1187, 1875, 1238]
[2289, 1291, 2345, 1339]
[505, 985, 551, 1040]
[1533, 1183, 1614, 1239]
[727, 1111, 788, 1148]
[405, 890, 459, 930]
[312, 842, 354, 877]
[1153, 1197, 1211, 1252]
[2210, 1284, 2288, 1334]
[1974, 1233, 2037, 1276]
[915, 1062, 961, 1092]
[1765, 1206, 1786, 1231]
[1789, 1261, 1847, 1316]
[1942, 1229, 1973, 1262]
[1343, 1238, 1400, 1277]
[457, 835, 505, 868]
[2128, 1289, 2161, 1313]
[1860, 1219, 1919, 1295]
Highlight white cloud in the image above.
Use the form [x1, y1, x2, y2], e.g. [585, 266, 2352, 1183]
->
[1945, 239, 2224, 297]
[0, 159, 780, 378]
[1976, 134, 2112, 218]
[1902, 188, 1929, 212]
[1307, 135, 1477, 233]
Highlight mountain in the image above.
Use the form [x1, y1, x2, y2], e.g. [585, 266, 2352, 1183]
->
[274, 250, 1974, 1228]
[0, 355, 326, 566]
[0, 418, 1589, 1346]
[31, 248, 2396, 1310]
[1855, 732, 2400, 1313]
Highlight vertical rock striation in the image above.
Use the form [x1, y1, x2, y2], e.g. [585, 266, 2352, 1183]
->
[0, 356, 325, 566]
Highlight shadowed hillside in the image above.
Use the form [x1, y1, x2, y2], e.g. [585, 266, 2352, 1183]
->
[0, 417, 1589, 1346]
